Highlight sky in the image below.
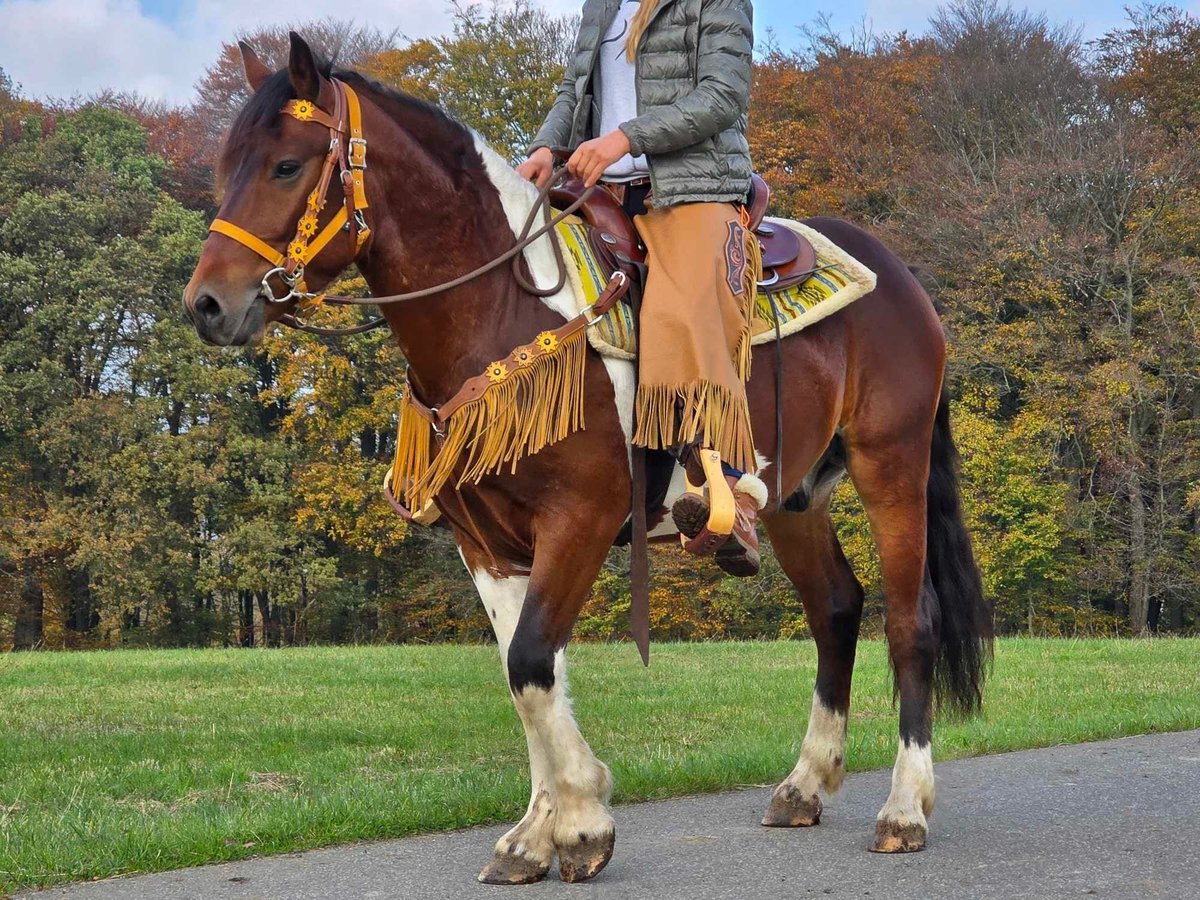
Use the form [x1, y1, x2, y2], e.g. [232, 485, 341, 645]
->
[0, 0, 1191, 105]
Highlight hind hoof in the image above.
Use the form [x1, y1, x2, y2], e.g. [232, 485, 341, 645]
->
[557, 829, 615, 883]
[761, 784, 821, 827]
[478, 852, 549, 885]
[870, 819, 927, 853]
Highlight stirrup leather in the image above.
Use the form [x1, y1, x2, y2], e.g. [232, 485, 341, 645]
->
[680, 448, 736, 555]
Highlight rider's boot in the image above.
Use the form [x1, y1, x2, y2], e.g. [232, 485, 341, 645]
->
[672, 451, 767, 577]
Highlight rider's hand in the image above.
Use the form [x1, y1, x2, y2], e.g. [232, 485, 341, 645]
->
[568, 129, 633, 187]
[515, 147, 555, 188]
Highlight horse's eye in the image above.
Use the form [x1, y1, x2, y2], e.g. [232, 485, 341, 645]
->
[273, 160, 301, 179]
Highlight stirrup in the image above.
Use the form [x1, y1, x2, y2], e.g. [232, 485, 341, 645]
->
[680, 448, 736, 555]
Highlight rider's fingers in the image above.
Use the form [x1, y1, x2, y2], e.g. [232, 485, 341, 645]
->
[584, 160, 603, 187]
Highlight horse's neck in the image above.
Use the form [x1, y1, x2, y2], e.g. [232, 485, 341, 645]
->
[358, 136, 558, 404]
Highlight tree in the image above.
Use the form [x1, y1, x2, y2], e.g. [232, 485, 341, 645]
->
[363, 1, 577, 159]
[1095, 4, 1200, 136]
[191, 20, 401, 181]
[749, 33, 937, 221]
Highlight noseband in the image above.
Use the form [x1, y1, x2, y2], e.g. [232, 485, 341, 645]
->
[209, 78, 371, 313]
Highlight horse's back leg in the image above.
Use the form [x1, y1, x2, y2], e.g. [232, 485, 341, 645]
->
[845, 414, 939, 852]
[760, 456, 864, 828]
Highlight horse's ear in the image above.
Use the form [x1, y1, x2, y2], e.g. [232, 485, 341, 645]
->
[287, 31, 322, 101]
[238, 41, 271, 92]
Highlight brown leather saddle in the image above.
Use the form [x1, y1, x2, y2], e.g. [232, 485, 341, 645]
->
[549, 172, 816, 293]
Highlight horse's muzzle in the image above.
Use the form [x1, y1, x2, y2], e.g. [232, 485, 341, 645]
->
[184, 283, 265, 346]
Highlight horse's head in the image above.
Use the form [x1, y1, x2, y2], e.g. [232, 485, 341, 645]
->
[184, 34, 368, 345]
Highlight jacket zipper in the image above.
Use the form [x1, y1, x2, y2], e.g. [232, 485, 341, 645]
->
[633, 12, 658, 202]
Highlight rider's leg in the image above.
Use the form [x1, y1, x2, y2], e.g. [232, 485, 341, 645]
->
[630, 202, 765, 574]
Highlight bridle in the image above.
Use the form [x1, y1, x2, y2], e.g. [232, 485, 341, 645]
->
[206, 76, 604, 337]
[210, 78, 371, 317]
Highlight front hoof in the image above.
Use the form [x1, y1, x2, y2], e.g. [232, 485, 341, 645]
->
[557, 830, 615, 883]
[761, 784, 822, 827]
[478, 852, 550, 885]
[870, 819, 927, 853]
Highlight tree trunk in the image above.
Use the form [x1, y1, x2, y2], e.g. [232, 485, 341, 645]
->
[13, 561, 44, 650]
[1128, 464, 1150, 634]
[239, 590, 255, 647]
[256, 591, 281, 647]
[66, 568, 97, 634]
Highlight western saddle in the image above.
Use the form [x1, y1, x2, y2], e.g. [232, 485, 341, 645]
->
[549, 172, 816, 293]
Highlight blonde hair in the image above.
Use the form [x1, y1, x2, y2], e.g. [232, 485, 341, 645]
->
[625, 0, 659, 61]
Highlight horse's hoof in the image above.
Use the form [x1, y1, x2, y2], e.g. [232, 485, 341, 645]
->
[557, 829, 615, 883]
[761, 783, 821, 827]
[870, 819, 927, 853]
[478, 852, 550, 885]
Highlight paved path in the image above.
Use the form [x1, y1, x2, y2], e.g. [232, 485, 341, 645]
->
[26, 730, 1200, 900]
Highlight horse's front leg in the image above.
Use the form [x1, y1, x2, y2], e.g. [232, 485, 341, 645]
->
[463, 567, 556, 884]
[464, 528, 616, 885]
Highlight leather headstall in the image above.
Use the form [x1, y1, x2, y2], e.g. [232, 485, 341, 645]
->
[209, 78, 371, 312]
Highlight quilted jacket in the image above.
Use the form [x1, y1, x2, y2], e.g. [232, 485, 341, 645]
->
[528, 0, 754, 207]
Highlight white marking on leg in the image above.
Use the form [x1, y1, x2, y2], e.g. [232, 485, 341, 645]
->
[462, 556, 527, 658]
[783, 695, 849, 797]
[878, 740, 935, 827]
[511, 649, 614, 850]
[463, 561, 556, 864]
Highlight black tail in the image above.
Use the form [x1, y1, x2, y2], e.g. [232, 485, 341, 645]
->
[927, 386, 993, 716]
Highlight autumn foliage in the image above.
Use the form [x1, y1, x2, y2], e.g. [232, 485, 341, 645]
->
[1, 3, 1198, 649]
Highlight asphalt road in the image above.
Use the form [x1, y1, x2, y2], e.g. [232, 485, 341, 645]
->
[25, 729, 1200, 900]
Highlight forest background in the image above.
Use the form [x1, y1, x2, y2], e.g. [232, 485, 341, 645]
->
[1, 0, 1197, 649]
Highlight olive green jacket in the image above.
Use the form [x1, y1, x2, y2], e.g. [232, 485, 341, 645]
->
[528, 0, 754, 207]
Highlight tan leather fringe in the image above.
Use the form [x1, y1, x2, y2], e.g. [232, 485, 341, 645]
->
[735, 221, 763, 382]
[632, 380, 756, 474]
[390, 391, 434, 508]
[391, 327, 588, 511]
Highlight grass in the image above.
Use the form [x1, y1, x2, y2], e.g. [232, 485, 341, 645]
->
[1, 638, 1198, 893]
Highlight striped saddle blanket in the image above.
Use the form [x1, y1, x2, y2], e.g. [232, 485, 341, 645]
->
[555, 216, 878, 361]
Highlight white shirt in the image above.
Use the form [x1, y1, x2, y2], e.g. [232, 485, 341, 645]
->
[598, 0, 651, 181]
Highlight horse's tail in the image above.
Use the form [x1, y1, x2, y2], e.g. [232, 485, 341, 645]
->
[926, 385, 993, 716]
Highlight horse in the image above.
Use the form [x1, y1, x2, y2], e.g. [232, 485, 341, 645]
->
[184, 33, 992, 885]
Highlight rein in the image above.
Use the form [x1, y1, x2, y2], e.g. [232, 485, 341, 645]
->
[207, 76, 599, 337]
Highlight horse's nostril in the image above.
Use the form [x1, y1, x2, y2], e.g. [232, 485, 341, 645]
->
[194, 293, 222, 321]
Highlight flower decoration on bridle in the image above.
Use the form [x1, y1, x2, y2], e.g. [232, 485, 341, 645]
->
[287, 99, 316, 121]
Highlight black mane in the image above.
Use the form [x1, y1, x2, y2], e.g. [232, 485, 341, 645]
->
[219, 60, 485, 187]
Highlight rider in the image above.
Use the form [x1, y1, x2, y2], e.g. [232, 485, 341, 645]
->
[517, 0, 767, 576]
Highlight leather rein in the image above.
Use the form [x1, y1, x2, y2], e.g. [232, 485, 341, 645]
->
[207, 77, 606, 338]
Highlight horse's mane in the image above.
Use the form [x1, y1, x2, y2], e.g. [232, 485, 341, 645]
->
[219, 61, 484, 188]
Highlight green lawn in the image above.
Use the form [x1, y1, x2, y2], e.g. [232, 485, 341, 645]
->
[1, 638, 1198, 893]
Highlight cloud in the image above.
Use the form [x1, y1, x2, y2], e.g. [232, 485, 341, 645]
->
[0, 0, 590, 103]
[0, 0, 196, 101]
[0, 0, 502, 104]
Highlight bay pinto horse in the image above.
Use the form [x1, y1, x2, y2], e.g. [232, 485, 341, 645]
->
[184, 34, 992, 885]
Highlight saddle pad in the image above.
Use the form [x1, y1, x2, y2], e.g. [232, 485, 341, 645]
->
[556, 216, 878, 361]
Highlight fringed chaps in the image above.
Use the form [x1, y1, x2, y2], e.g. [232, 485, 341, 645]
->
[632, 202, 762, 473]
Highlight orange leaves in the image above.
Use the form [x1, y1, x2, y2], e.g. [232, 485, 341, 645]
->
[749, 40, 937, 220]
